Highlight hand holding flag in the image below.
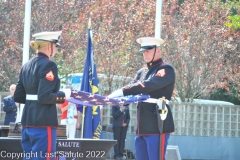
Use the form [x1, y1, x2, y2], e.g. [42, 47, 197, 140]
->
[67, 90, 150, 106]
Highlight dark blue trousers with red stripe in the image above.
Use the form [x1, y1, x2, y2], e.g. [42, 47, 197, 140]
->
[21, 127, 56, 160]
[135, 134, 170, 160]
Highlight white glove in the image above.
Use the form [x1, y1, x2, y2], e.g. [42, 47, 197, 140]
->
[108, 89, 124, 98]
[62, 88, 71, 99]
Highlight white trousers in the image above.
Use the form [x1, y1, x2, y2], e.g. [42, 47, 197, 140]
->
[60, 119, 77, 139]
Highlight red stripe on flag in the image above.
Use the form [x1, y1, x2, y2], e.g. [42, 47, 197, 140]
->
[47, 127, 52, 160]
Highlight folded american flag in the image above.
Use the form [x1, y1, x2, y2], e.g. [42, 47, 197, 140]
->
[67, 90, 150, 106]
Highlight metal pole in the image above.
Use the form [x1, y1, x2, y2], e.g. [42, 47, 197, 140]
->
[81, 106, 86, 138]
[16, 0, 32, 123]
[155, 0, 163, 38]
[22, 0, 31, 65]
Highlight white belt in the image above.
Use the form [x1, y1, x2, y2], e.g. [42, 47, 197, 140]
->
[143, 98, 169, 105]
[26, 94, 38, 100]
[143, 98, 169, 120]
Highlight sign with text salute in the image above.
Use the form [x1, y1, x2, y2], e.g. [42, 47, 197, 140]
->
[0, 138, 116, 160]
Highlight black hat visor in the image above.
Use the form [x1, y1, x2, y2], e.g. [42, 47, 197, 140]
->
[139, 45, 156, 52]
[36, 39, 61, 47]
[51, 39, 61, 47]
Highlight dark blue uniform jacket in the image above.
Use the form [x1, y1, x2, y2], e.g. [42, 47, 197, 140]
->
[14, 53, 65, 127]
[123, 58, 175, 135]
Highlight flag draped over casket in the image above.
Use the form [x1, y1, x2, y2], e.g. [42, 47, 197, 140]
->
[67, 90, 150, 106]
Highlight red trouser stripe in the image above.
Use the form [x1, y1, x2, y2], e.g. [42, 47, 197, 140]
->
[161, 134, 165, 160]
[47, 127, 52, 160]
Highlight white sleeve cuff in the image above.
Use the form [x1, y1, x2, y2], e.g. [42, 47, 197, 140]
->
[62, 88, 71, 99]
[108, 89, 124, 98]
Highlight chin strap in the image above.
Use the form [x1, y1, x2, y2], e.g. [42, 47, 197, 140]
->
[50, 43, 53, 57]
[149, 47, 157, 63]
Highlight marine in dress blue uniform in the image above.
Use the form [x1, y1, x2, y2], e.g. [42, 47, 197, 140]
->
[14, 31, 65, 160]
[112, 104, 130, 160]
[108, 37, 175, 160]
